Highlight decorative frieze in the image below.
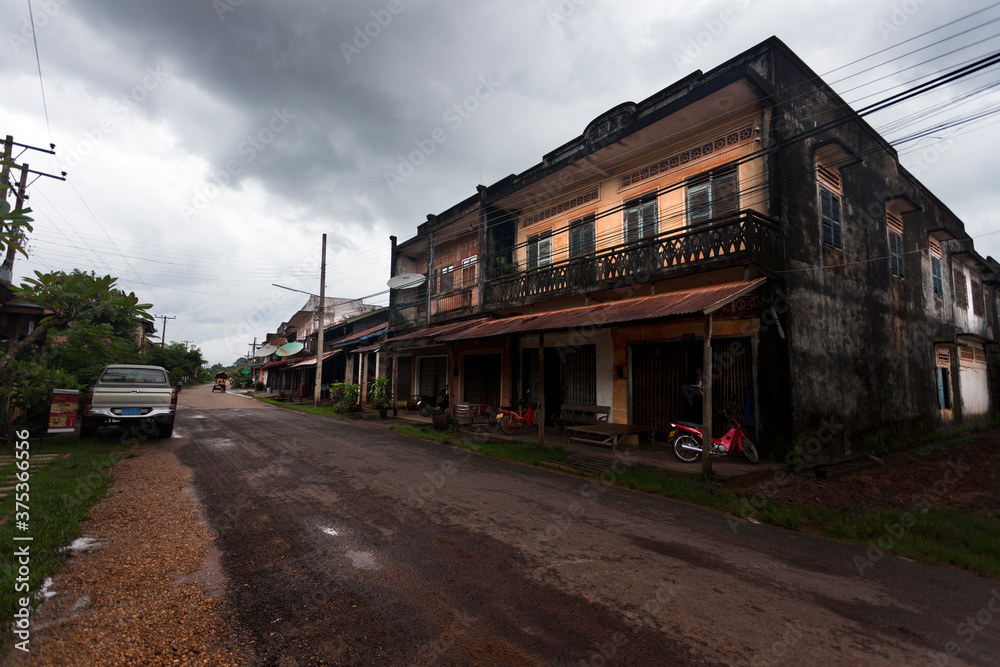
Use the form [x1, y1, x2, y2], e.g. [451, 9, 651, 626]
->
[619, 126, 754, 190]
[521, 187, 600, 228]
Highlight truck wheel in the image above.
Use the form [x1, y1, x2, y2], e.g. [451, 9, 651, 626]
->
[80, 419, 98, 438]
[158, 422, 174, 438]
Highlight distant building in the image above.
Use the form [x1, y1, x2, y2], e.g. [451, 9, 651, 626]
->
[387, 36, 999, 462]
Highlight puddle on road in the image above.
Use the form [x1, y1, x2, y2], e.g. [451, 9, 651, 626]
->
[189, 415, 207, 419]
[346, 551, 377, 570]
[205, 438, 236, 449]
[321, 527, 339, 537]
[39, 577, 57, 599]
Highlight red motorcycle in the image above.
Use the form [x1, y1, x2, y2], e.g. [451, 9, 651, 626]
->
[669, 409, 758, 463]
[497, 393, 537, 435]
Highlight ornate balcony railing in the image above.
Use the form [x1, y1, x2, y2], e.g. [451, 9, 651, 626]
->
[483, 210, 782, 309]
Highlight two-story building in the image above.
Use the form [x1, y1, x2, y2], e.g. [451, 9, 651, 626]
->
[387, 36, 999, 461]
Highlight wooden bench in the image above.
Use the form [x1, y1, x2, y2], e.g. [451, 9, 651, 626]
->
[553, 404, 610, 430]
[566, 423, 655, 450]
[455, 403, 495, 431]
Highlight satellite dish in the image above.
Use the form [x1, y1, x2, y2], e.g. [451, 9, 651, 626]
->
[387, 273, 426, 289]
[255, 344, 278, 357]
[275, 341, 304, 357]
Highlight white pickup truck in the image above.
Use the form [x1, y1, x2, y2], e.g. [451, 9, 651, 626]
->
[81, 364, 178, 438]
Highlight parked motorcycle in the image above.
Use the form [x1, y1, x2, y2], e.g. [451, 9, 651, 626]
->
[496, 392, 537, 435]
[669, 409, 758, 463]
[418, 388, 449, 417]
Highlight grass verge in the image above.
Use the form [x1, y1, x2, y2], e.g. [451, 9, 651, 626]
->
[257, 398, 347, 418]
[389, 424, 568, 466]
[1, 434, 133, 652]
[613, 463, 1000, 578]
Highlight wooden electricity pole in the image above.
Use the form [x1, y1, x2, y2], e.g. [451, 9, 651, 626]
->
[313, 233, 326, 407]
[158, 315, 176, 347]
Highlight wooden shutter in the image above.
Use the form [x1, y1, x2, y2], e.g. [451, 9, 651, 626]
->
[712, 171, 739, 217]
[687, 182, 711, 225]
[569, 215, 595, 258]
[821, 188, 842, 249]
[624, 205, 641, 243]
[640, 200, 658, 238]
[954, 269, 969, 309]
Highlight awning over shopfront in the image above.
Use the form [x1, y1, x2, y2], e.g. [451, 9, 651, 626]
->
[389, 318, 489, 346]
[332, 323, 387, 348]
[261, 358, 295, 369]
[353, 343, 380, 354]
[441, 279, 766, 341]
[287, 350, 342, 368]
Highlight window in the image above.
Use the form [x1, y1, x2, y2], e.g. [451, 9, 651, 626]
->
[971, 279, 984, 316]
[936, 346, 952, 410]
[439, 264, 454, 292]
[461, 255, 477, 288]
[887, 211, 903, 279]
[624, 195, 657, 243]
[929, 239, 944, 299]
[686, 169, 739, 225]
[526, 233, 552, 269]
[820, 188, 843, 250]
[569, 214, 595, 258]
[954, 269, 968, 310]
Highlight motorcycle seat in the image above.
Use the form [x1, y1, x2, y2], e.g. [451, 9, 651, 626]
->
[673, 420, 703, 429]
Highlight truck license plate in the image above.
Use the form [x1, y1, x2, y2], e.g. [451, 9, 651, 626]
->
[121, 408, 141, 415]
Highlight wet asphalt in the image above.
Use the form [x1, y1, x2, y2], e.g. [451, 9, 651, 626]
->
[171, 385, 1000, 666]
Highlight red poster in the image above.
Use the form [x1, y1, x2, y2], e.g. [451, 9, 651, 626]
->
[48, 389, 79, 434]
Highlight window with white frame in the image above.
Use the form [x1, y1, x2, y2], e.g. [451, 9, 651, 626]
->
[526, 233, 552, 269]
[929, 238, 944, 299]
[461, 255, 477, 288]
[686, 169, 739, 226]
[438, 264, 454, 292]
[887, 211, 904, 280]
[623, 195, 657, 243]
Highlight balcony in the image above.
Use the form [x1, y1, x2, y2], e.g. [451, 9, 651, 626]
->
[483, 210, 782, 309]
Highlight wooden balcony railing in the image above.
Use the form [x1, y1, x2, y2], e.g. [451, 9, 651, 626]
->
[483, 210, 782, 308]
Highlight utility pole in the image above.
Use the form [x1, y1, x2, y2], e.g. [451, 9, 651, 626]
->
[158, 315, 176, 347]
[313, 233, 326, 408]
[180, 340, 193, 350]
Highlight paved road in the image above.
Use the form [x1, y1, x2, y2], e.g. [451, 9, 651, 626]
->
[173, 384, 1000, 665]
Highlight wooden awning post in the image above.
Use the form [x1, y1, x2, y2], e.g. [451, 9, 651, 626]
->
[391, 349, 399, 417]
[538, 332, 546, 448]
[702, 313, 713, 478]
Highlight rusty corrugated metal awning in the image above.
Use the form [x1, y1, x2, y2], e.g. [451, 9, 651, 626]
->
[388, 318, 489, 344]
[331, 323, 387, 347]
[441, 279, 765, 341]
[261, 358, 295, 369]
[287, 350, 342, 368]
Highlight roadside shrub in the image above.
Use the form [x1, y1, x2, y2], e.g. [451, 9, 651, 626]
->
[329, 382, 360, 412]
[254, 381, 265, 391]
[0, 361, 82, 432]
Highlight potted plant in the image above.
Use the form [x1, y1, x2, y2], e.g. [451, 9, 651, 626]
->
[369, 376, 392, 419]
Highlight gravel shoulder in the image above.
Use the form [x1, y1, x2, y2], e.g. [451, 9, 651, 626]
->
[5, 445, 251, 667]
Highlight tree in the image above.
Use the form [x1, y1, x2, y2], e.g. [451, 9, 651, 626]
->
[44, 320, 139, 384]
[0, 270, 152, 373]
[140, 342, 204, 384]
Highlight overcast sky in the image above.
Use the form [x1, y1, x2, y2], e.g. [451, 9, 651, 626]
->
[3, 0, 1000, 364]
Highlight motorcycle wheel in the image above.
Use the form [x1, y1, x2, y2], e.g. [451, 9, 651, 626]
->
[672, 434, 701, 463]
[419, 403, 432, 418]
[741, 437, 760, 464]
[500, 413, 515, 435]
